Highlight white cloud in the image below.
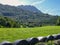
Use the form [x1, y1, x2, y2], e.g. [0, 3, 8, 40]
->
[48, 10, 59, 15]
[44, 8, 60, 15]
[32, 0, 46, 5]
[0, 0, 25, 6]
[44, 9, 51, 13]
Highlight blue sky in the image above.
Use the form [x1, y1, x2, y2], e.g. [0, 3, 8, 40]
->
[32, 0, 60, 15]
[0, 0, 60, 15]
[21, 0, 60, 15]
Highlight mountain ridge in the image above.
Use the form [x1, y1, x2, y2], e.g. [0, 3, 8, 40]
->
[17, 5, 42, 13]
[0, 4, 58, 27]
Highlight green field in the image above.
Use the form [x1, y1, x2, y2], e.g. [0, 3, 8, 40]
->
[0, 26, 60, 42]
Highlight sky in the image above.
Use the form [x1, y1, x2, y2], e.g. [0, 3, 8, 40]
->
[0, 0, 60, 15]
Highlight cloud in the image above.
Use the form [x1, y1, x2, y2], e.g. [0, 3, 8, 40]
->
[44, 8, 60, 15]
[43, 8, 52, 13]
[32, 0, 46, 5]
[0, 0, 25, 6]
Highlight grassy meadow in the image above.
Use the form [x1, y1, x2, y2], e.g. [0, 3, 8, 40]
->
[0, 26, 60, 42]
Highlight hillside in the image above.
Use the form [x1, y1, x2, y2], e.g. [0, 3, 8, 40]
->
[0, 16, 20, 28]
[0, 4, 58, 27]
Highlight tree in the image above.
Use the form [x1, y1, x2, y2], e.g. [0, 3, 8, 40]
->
[0, 16, 21, 28]
[56, 16, 60, 26]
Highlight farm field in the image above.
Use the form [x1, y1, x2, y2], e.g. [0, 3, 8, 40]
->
[0, 26, 60, 42]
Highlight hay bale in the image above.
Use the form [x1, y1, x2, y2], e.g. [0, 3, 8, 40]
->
[1, 41, 12, 45]
[39, 37, 48, 42]
[55, 34, 60, 40]
[47, 35, 55, 41]
[27, 37, 39, 45]
[13, 39, 29, 45]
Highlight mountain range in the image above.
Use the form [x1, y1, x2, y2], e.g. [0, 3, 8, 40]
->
[0, 4, 58, 27]
[17, 5, 42, 13]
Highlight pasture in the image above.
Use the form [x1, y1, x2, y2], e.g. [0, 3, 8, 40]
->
[0, 26, 60, 42]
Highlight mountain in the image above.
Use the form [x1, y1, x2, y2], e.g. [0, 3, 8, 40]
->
[0, 4, 58, 27]
[17, 5, 42, 13]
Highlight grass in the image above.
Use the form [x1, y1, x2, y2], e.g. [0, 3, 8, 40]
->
[0, 26, 60, 42]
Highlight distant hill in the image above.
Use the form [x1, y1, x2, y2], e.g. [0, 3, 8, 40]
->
[0, 4, 58, 27]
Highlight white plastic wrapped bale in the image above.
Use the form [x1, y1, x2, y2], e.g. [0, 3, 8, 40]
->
[13, 39, 29, 45]
[37, 36, 48, 42]
[0, 41, 12, 45]
[37, 37, 43, 41]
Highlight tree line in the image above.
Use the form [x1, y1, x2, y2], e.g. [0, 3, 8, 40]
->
[0, 16, 60, 28]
